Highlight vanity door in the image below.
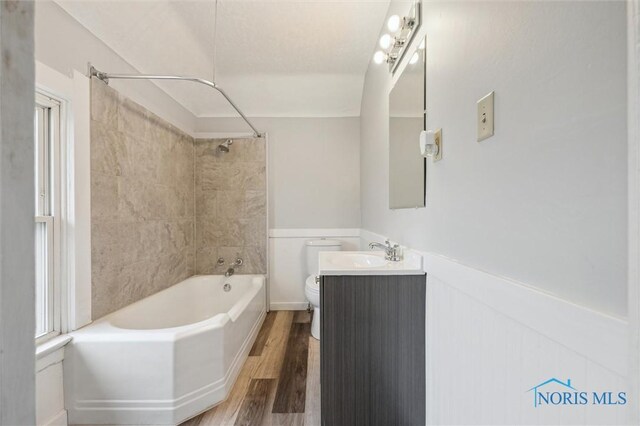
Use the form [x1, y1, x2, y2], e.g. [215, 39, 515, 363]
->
[320, 274, 426, 426]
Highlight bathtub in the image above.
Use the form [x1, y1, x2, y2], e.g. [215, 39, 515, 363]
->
[64, 275, 266, 425]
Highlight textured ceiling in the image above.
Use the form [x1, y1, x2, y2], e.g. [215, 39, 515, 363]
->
[55, 0, 391, 117]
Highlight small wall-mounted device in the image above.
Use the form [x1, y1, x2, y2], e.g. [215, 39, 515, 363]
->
[420, 129, 442, 161]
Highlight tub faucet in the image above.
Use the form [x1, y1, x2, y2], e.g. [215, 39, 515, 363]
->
[369, 240, 403, 262]
[224, 257, 244, 277]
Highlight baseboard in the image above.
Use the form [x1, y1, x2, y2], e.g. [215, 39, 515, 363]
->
[270, 302, 309, 311]
[43, 409, 67, 426]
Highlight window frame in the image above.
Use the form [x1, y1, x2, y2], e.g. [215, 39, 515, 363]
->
[34, 91, 65, 345]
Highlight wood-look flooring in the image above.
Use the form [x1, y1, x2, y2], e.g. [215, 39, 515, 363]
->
[181, 311, 320, 426]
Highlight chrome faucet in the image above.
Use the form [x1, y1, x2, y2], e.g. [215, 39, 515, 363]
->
[223, 257, 244, 277]
[369, 240, 403, 262]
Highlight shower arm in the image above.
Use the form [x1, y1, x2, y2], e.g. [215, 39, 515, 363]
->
[88, 64, 263, 138]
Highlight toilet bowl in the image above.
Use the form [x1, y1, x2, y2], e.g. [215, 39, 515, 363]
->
[305, 239, 342, 340]
[305, 276, 321, 339]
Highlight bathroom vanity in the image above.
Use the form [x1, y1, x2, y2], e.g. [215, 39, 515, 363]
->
[318, 251, 426, 426]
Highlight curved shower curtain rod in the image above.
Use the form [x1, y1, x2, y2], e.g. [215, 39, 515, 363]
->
[88, 64, 263, 138]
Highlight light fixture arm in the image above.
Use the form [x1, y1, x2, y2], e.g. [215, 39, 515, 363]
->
[88, 64, 263, 138]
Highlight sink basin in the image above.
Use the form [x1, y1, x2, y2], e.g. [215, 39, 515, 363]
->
[327, 253, 387, 269]
[318, 250, 424, 276]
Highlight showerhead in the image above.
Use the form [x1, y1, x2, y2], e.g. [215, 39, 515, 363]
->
[217, 139, 233, 153]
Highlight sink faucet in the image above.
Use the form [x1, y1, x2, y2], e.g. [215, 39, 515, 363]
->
[368, 240, 403, 262]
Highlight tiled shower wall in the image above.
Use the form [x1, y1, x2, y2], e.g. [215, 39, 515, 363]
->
[194, 138, 267, 275]
[90, 79, 195, 319]
[90, 80, 267, 319]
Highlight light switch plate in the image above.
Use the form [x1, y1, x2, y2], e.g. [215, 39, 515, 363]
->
[477, 91, 494, 142]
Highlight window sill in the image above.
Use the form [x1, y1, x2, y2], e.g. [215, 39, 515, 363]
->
[36, 334, 72, 372]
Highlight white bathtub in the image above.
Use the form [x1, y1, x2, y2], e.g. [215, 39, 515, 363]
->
[64, 275, 266, 425]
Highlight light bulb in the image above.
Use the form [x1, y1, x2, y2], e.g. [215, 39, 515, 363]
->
[373, 51, 386, 64]
[419, 39, 426, 50]
[379, 34, 392, 50]
[387, 15, 401, 32]
[409, 52, 420, 65]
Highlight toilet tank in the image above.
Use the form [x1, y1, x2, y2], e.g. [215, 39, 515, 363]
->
[305, 239, 342, 276]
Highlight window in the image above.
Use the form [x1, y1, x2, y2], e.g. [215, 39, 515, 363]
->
[34, 92, 62, 342]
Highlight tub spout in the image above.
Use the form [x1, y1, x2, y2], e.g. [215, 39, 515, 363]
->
[225, 268, 234, 277]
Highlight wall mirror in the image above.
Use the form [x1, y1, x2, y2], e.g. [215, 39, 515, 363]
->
[389, 37, 426, 209]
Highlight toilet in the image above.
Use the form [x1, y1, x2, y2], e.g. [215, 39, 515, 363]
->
[305, 239, 342, 340]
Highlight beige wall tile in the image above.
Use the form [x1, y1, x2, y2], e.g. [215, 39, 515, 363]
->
[196, 246, 219, 275]
[217, 190, 266, 219]
[91, 173, 119, 220]
[196, 189, 217, 217]
[90, 79, 119, 127]
[91, 87, 266, 318]
[90, 119, 128, 176]
[91, 80, 196, 319]
[118, 96, 150, 140]
[194, 137, 267, 276]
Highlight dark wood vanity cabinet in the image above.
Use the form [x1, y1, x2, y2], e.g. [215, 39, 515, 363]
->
[320, 274, 426, 426]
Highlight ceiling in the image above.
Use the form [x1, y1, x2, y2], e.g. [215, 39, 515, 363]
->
[55, 0, 391, 117]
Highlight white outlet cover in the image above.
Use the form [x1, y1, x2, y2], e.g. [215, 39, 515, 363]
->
[477, 91, 494, 142]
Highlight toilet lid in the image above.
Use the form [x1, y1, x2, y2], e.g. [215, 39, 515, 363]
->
[305, 275, 319, 293]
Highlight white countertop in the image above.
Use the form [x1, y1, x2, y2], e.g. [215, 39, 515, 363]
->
[318, 250, 424, 276]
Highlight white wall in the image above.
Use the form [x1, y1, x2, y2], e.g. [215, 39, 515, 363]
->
[0, 1, 36, 424]
[269, 229, 360, 310]
[36, 339, 70, 426]
[360, 0, 627, 317]
[197, 117, 361, 229]
[35, 1, 196, 134]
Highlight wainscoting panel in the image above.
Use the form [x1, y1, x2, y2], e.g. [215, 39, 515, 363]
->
[268, 229, 360, 310]
[360, 229, 630, 425]
[426, 260, 629, 425]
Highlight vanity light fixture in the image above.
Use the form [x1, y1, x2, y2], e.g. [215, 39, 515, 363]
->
[373, 1, 422, 73]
